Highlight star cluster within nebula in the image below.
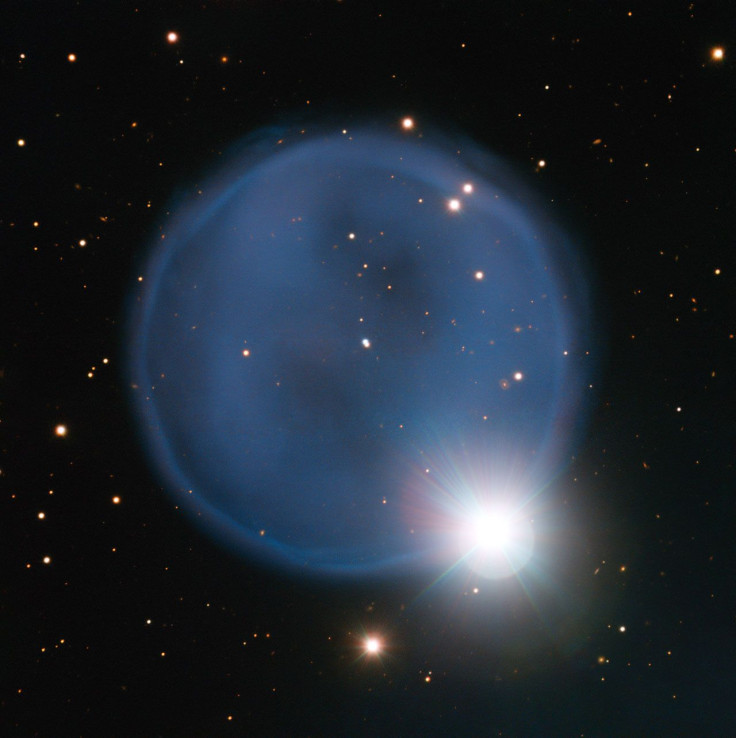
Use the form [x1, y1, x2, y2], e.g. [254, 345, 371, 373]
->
[128, 119, 593, 578]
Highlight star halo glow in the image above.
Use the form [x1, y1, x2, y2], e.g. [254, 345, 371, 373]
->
[399, 442, 544, 584]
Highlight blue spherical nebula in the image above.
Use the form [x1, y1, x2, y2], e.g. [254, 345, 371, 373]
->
[128, 121, 592, 578]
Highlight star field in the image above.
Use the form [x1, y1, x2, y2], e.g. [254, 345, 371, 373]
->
[4, 2, 736, 735]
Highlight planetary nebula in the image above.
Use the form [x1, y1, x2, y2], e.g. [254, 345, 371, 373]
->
[128, 120, 592, 577]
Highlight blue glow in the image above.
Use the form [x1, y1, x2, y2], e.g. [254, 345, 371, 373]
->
[127, 120, 593, 578]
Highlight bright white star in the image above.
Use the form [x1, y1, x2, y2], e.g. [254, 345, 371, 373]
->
[460, 505, 535, 579]
[473, 511, 512, 550]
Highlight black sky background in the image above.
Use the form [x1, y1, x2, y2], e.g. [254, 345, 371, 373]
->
[4, 1, 736, 735]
